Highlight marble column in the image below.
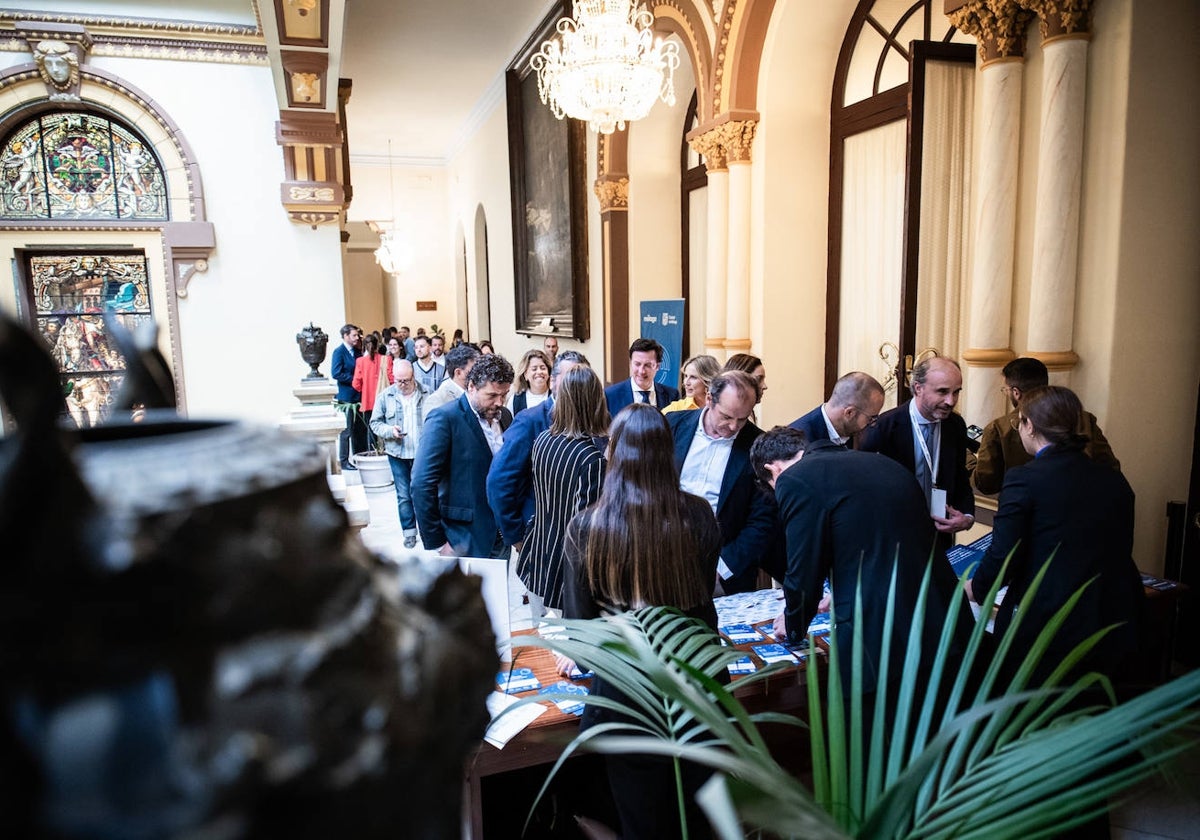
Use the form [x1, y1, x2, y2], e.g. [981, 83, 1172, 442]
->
[689, 132, 729, 355]
[948, 0, 1032, 425]
[721, 120, 757, 354]
[1025, 0, 1094, 378]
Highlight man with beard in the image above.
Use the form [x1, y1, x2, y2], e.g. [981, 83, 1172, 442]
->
[412, 354, 514, 559]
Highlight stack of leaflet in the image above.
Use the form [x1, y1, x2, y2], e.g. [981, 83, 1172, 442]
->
[947, 531, 992, 578]
[496, 667, 540, 694]
[538, 681, 589, 716]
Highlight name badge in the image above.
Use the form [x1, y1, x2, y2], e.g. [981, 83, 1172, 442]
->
[930, 487, 947, 519]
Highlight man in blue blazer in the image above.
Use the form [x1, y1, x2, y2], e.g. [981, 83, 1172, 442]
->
[486, 350, 589, 550]
[412, 354, 514, 558]
[604, 337, 679, 416]
[666, 370, 779, 595]
[789, 371, 885, 449]
[859, 357, 975, 550]
[331, 323, 366, 470]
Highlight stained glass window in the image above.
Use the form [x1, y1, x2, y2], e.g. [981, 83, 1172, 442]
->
[1, 112, 168, 220]
[28, 252, 153, 427]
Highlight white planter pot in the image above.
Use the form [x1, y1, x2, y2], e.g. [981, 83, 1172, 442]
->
[352, 452, 393, 490]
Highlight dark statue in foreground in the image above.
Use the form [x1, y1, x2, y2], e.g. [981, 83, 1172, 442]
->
[0, 314, 497, 838]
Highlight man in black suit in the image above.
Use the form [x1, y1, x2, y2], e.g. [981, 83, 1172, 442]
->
[604, 337, 679, 415]
[412, 354, 514, 558]
[859, 356, 975, 547]
[751, 427, 966, 690]
[789, 371, 885, 448]
[666, 370, 778, 595]
[331, 323, 367, 471]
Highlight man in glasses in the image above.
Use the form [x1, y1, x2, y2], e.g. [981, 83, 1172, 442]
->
[370, 360, 427, 549]
[789, 371, 885, 449]
[973, 356, 1119, 496]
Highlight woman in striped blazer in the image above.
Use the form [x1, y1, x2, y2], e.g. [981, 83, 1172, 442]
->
[519, 366, 610, 616]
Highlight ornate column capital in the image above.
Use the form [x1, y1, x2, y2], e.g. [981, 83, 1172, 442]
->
[1020, 0, 1094, 42]
[686, 116, 758, 171]
[714, 119, 758, 164]
[593, 175, 630, 213]
[947, 0, 1034, 64]
[687, 130, 728, 173]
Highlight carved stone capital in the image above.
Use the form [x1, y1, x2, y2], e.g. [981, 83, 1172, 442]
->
[593, 175, 629, 213]
[688, 131, 727, 171]
[163, 221, 216, 299]
[713, 119, 757, 164]
[947, 0, 1034, 63]
[687, 114, 759, 171]
[1020, 0, 1094, 41]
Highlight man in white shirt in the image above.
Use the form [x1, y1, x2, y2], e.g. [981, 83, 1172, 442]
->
[665, 370, 779, 595]
[424, 343, 480, 419]
[603, 337, 679, 415]
[370, 360, 427, 549]
[411, 354, 514, 559]
[788, 371, 885, 448]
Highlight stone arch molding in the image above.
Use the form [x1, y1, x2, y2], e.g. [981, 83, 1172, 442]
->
[0, 64, 216, 299]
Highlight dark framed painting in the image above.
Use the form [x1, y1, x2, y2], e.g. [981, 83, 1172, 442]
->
[506, 0, 589, 341]
[15, 249, 152, 428]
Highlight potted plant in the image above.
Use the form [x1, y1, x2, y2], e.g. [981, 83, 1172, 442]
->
[512, 558, 1200, 839]
[351, 428, 393, 490]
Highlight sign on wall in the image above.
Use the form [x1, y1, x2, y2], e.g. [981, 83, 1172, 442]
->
[639, 299, 684, 388]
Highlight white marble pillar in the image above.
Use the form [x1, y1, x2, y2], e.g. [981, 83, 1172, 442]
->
[962, 59, 1023, 427]
[703, 169, 729, 356]
[1027, 34, 1089, 373]
[725, 159, 752, 353]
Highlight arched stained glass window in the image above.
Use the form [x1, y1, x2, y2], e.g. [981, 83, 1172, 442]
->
[1, 111, 168, 221]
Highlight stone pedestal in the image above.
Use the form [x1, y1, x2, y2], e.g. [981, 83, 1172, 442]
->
[279, 377, 369, 528]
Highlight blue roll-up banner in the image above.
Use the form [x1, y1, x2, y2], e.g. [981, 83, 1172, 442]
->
[640, 299, 685, 388]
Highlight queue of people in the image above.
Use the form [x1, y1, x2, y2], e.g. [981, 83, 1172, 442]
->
[334, 325, 1140, 838]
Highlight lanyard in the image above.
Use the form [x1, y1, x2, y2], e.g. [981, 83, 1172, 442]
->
[912, 412, 941, 488]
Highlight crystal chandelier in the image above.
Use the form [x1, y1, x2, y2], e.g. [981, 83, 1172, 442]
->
[532, 0, 680, 135]
[374, 139, 401, 275]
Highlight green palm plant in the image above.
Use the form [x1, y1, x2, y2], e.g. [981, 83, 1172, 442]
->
[511, 557, 1200, 839]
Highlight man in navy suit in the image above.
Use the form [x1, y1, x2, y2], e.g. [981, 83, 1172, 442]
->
[331, 323, 367, 471]
[412, 354, 514, 558]
[859, 356, 975, 549]
[486, 350, 589, 551]
[789, 371, 885, 449]
[666, 370, 778, 595]
[604, 337, 679, 416]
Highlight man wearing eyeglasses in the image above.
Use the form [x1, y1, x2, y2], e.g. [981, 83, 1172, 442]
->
[789, 371, 885, 449]
[973, 356, 1119, 496]
[370, 360, 427, 549]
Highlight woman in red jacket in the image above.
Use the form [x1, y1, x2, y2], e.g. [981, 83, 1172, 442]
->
[352, 334, 384, 450]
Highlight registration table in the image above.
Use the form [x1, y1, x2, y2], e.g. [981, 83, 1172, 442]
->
[463, 588, 823, 839]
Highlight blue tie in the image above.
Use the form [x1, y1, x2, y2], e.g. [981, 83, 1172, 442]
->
[638, 390, 650, 404]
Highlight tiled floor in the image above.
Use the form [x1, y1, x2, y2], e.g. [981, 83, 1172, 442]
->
[351, 473, 537, 631]
[349, 473, 1200, 839]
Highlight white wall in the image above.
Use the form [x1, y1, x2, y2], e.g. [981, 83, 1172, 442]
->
[626, 38, 694, 336]
[348, 160, 457, 335]
[751, 0, 856, 428]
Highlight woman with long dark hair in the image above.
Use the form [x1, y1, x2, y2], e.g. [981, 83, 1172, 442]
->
[562, 402, 721, 839]
[967, 386, 1142, 685]
[519, 366, 610, 618]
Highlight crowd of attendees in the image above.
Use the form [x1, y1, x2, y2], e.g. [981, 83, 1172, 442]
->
[329, 324, 1143, 839]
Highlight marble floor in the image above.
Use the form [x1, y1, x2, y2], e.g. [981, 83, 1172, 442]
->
[348, 473, 1200, 839]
